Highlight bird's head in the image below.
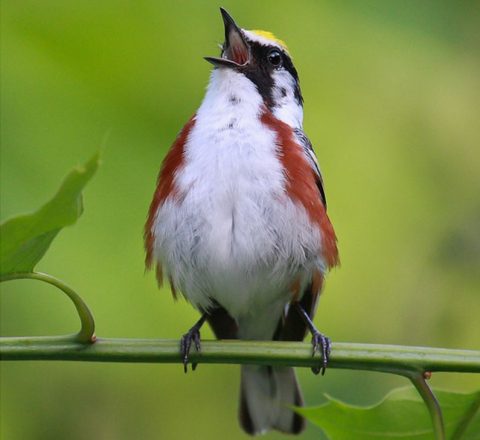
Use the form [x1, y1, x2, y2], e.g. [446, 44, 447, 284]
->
[205, 8, 303, 127]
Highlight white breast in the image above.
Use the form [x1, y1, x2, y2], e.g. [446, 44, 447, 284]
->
[152, 69, 323, 338]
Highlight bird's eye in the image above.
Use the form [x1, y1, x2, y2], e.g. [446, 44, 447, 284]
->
[267, 49, 282, 67]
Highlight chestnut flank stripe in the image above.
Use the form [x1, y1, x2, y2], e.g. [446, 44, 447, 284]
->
[260, 110, 339, 268]
[144, 115, 196, 270]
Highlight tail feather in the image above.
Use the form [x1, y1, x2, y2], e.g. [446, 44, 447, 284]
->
[239, 365, 305, 435]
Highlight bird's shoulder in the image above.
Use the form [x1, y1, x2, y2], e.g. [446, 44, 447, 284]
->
[293, 128, 327, 208]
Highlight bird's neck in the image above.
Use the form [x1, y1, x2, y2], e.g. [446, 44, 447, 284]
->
[198, 69, 303, 130]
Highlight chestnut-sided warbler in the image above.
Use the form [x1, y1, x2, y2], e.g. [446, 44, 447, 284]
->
[145, 8, 339, 435]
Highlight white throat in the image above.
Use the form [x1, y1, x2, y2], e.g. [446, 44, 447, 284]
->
[198, 68, 264, 122]
[198, 68, 303, 129]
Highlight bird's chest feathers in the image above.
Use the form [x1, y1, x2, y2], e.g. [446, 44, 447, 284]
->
[183, 117, 282, 194]
[177, 68, 288, 211]
[176, 107, 285, 257]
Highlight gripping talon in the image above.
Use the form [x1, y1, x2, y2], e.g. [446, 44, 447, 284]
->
[180, 328, 201, 373]
[310, 332, 330, 375]
[179, 314, 207, 373]
[295, 303, 331, 375]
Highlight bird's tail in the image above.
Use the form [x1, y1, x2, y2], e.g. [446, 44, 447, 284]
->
[239, 365, 305, 435]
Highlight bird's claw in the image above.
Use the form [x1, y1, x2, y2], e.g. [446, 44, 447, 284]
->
[311, 332, 331, 375]
[180, 327, 202, 373]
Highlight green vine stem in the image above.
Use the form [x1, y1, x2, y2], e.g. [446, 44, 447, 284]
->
[1, 339, 479, 373]
[407, 372, 445, 440]
[1, 338, 478, 437]
[0, 272, 95, 343]
[2, 282, 479, 440]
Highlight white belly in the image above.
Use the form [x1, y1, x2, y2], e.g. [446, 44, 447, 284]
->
[152, 130, 322, 337]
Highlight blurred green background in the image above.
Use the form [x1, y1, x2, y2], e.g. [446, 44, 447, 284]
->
[1, 1, 479, 439]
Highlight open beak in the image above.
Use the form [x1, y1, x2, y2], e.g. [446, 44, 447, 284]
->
[205, 8, 250, 69]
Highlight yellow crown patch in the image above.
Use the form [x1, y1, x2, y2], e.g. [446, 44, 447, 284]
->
[250, 30, 289, 53]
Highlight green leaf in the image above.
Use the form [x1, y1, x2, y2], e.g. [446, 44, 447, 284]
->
[297, 386, 480, 440]
[0, 154, 100, 275]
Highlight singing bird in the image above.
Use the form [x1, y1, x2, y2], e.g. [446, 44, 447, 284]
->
[145, 8, 339, 435]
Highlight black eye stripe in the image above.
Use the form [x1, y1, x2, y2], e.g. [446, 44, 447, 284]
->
[240, 41, 303, 108]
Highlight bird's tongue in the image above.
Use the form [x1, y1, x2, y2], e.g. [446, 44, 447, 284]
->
[225, 30, 249, 65]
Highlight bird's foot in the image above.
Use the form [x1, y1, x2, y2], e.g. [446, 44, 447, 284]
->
[310, 331, 331, 376]
[180, 328, 201, 372]
[180, 314, 207, 373]
[294, 302, 331, 376]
